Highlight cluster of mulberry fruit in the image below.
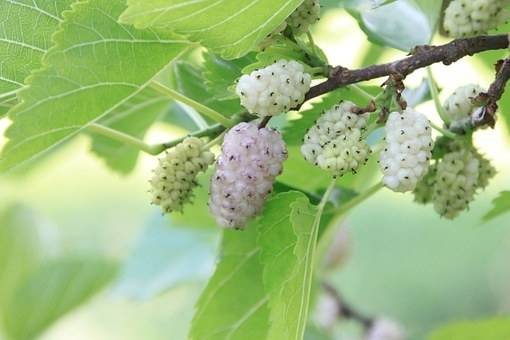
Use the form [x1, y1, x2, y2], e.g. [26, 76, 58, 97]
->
[443, 0, 510, 37]
[146, 0, 501, 229]
[301, 101, 371, 177]
[236, 60, 311, 117]
[208, 122, 287, 229]
[149, 137, 215, 213]
[148, 3, 324, 228]
[380, 109, 433, 192]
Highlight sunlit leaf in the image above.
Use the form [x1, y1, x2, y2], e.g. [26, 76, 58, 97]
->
[171, 61, 242, 116]
[0, 0, 74, 111]
[0, 95, 17, 117]
[342, 0, 399, 9]
[241, 37, 314, 74]
[90, 87, 169, 174]
[203, 51, 257, 101]
[258, 192, 319, 339]
[0, 0, 189, 172]
[189, 226, 270, 340]
[119, 0, 305, 59]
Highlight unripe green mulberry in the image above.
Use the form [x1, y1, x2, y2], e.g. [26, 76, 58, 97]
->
[432, 149, 479, 219]
[264, 0, 321, 42]
[443, 0, 510, 38]
[301, 101, 371, 177]
[413, 163, 437, 204]
[287, 0, 321, 34]
[474, 151, 496, 189]
[149, 137, 214, 214]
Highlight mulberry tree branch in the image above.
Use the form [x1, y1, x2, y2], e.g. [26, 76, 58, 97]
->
[488, 57, 510, 103]
[322, 281, 373, 329]
[305, 34, 509, 101]
[479, 57, 510, 126]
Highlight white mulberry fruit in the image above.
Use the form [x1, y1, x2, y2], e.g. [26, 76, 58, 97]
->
[209, 122, 288, 229]
[287, 0, 321, 35]
[380, 109, 433, 192]
[236, 60, 311, 117]
[150, 137, 214, 214]
[301, 101, 371, 177]
[443, 0, 510, 38]
[366, 318, 406, 340]
[432, 149, 479, 219]
[443, 84, 485, 131]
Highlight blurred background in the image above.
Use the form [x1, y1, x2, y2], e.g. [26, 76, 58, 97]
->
[1, 3, 509, 340]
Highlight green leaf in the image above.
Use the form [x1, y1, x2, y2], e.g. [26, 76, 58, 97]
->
[90, 87, 170, 174]
[190, 227, 270, 340]
[0, 95, 17, 117]
[402, 79, 431, 107]
[342, 0, 398, 10]
[279, 146, 332, 191]
[412, 0, 443, 33]
[3, 257, 117, 340]
[428, 317, 510, 340]
[241, 37, 314, 74]
[346, 0, 437, 51]
[203, 51, 257, 101]
[257, 192, 319, 339]
[0, 204, 52, 314]
[119, 0, 304, 59]
[482, 191, 510, 222]
[171, 61, 242, 116]
[0, 0, 189, 172]
[274, 181, 322, 205]
[162, 101, 204, 131]
[113, 214, 217, 300]
[0, 0, 74, 102]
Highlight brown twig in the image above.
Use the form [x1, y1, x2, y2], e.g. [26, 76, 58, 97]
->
[258, 116, 271, 128]
[304, 35, 509, 102]
[322, 281, 374, 329]
[473, 57, 510, 127]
